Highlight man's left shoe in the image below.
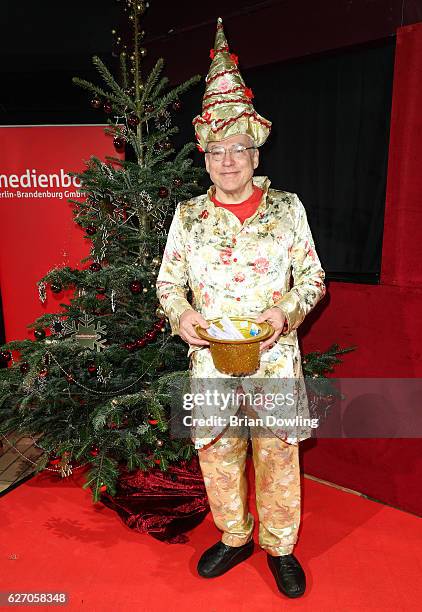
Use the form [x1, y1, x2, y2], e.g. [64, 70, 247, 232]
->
[267, 553, 306, 598]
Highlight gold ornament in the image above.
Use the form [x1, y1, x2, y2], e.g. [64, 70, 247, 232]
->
[155, 306, 165, 318]
[195, 317, 274, 376]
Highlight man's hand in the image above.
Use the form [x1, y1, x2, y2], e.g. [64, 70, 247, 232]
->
[179, 309, 210, 346]
[255, 307, 287, 352]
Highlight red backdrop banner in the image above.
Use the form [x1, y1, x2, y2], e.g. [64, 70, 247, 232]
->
[0, 125, 119, 342]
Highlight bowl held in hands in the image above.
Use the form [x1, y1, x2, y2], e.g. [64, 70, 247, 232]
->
[195, 317, 274, 376]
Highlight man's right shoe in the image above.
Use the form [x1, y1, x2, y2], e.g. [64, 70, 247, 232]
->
[197, 539, 254, 578]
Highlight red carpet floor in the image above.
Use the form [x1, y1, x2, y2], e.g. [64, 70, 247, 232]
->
[1, 466, 421, 612]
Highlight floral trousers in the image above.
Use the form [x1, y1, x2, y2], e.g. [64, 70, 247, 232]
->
[197, 428, 301, 556]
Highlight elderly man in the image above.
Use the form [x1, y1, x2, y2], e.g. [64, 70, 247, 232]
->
[156, 18, 325, 599]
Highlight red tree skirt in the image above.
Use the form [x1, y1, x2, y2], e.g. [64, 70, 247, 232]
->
[101, 457, 209, 543]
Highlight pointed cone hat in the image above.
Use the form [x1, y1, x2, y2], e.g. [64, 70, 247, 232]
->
[193, 17, 271, 151]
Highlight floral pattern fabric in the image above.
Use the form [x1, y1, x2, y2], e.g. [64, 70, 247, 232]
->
[156, 176, 326, 447]
[198, 429, 301, 555]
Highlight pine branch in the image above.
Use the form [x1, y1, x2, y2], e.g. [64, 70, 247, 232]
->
[72, 77, 128, 110]
[92, 55, 134, 108]
[120, 52, 129, 91]
[155, 75, 201, 113]
[150, 76, 170, 102]
[139, 58, 164, 106]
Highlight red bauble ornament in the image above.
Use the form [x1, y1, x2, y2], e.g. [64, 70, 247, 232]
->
[128, 114, 140, 127]
[113, 136, 125, 152]
[90, 447, 99, 457]
[173, 177, 183, 188]
[89, 262, 102, 272]
[34, 329, 46, 340]
[0, 350, 12, 362]
[103, 100, 113, 114]
[148, 418, 159, 425]
[87, 363, 97, 375]
[39, 368, 49, 378]
[99, 484, 107, 492]
[20, 361, 30, 374]
[65, 373, 74, 383]
[49, 457, 61, 466]
[146, 330, 157, 341]
[135, 338, 147, 348]
[158, 187, 169, 198]
[50, 283, 62, 294]
[91, 97, 102, 109]
[129, 280, 142, 294]
[172, 99, 182, 112]
[86, 225, 97, 236]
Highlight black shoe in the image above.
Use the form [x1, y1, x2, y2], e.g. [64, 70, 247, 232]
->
[267, 553, 306, 598]
[197, 540, 254, 578]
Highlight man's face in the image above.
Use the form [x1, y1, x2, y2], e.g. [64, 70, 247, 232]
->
[204, 133, 259, 197]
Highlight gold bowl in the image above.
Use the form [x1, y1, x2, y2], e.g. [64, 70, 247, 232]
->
[195, 317, 274, 376]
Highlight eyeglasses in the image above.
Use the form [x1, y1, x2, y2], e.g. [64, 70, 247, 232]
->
[204, 144, 257, 161]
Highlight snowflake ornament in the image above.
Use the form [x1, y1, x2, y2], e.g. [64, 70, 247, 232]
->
[64, 314, 108, 352]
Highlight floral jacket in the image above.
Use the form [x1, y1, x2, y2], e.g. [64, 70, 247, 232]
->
[156, 176, 326, 446]
[157, 176, 325, 347]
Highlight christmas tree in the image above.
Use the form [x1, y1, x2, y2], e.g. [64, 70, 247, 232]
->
[0, 0, 203, 501]
[0, 1, 354, 504]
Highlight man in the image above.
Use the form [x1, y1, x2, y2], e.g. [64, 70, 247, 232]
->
[156, 18, 325, 599]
